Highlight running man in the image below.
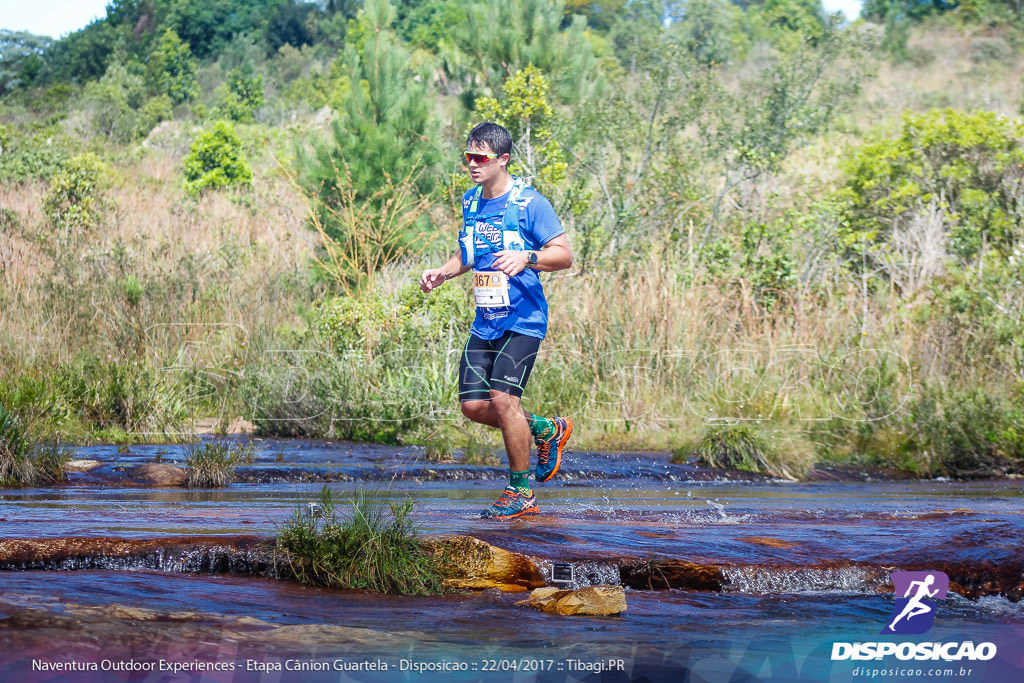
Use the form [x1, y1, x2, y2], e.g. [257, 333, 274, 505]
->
[888, 574, 939, 632]
[419, 122, 573, 519]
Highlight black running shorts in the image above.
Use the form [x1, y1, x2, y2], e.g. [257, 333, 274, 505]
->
[458, 331, 542, 401]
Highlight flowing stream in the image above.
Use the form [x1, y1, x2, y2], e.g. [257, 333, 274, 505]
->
[0, 438, 1021, 682]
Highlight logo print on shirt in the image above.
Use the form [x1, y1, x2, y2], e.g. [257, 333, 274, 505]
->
[474, 220, 503, 252]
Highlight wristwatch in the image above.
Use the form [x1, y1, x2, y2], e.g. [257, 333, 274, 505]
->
[527, 251, 539, 268]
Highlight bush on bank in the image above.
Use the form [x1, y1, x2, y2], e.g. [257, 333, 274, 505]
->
[244, 280, 471, 445]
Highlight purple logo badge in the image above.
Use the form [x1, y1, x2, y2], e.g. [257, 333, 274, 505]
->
[882, 571, 949, 635]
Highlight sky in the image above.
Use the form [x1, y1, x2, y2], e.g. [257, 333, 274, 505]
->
[1, 0, 866, 40]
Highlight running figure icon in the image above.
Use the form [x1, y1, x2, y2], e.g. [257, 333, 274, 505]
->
[888, 575, 938, 631]
[883, 571, 949, 635]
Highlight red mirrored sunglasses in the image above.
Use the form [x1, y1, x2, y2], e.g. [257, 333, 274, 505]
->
[464, 151, 498, 164]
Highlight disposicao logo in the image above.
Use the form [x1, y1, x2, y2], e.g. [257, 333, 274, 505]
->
[883, 570, 948, 635]
[831, 570, 998, 663]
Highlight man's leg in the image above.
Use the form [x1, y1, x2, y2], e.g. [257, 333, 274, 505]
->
[486, 332, 572, 482]
[463, 332, 542, 519]
[462, 329, 572, 490]
[462, 400, 548, 434]
[475, 388, 539, 519]
[489, 390, 531, 473]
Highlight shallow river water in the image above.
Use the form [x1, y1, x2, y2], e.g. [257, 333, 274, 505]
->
[0, 439, 1021, 682]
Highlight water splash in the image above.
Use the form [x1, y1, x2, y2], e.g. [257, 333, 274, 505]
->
[0, 541, 285, 579]
[705, 499, 747, 524]
[721, 565, 887, 595]
[538, 560, 621, 589]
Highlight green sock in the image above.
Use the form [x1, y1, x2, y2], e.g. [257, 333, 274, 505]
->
[526, 412, 556, 440]
[509, 469, 531, 493]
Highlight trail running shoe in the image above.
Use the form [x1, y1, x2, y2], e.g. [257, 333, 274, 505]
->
[535, 416, 573, 482]
[480, 486, 539, 519]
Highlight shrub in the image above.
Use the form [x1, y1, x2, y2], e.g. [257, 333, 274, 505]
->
[909, 388, 1024, 478]
[57, 358, 192, 439]
[313, 282, 470, 354]
[0, 124, 68, 183]
[147, 28, 198, 105]
[243, 280, 470, 441]
[43, 153, 108, 236]
[214, 69, 265, 123]
[137, 95, 174, 138]
[82, 62, 146, 142]
[277, 486, 445, 595]
[0, 403, 32, 485]
[184, 439, 255, 487]
[839, 109, 1024, 266]
[968, 36, 1011, 63]
[183, 121, 252, 195]
[677, 423, 778, 475]
[30, 442, 72, 485]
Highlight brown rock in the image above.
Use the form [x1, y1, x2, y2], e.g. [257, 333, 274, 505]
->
[0, 536, 275, 571]
[514, 586, 565, 612]
[427, 535, 545, 592]
[124, 464, 187, 486]
[516, 585, 627, 616]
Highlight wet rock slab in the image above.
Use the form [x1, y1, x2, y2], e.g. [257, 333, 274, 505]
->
[0, 534, 1020, 603]
[0, 599, 421, 663]
[516, 585, 627, 616]
[427, 535, 545, 592]
[0, 537, 283, 576]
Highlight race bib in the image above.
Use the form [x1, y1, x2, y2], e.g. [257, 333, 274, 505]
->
[473, 271, 510, 308]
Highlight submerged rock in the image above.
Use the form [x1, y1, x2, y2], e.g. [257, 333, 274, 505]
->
[427, 535, 545, 592]
[123, 464, 187, 486]
[516, 585, 627, 616]
[737, 536, 798, 549]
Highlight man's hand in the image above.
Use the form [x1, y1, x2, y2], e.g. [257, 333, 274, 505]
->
[420, 268, 448, 293]
[491, 250, 530, 277]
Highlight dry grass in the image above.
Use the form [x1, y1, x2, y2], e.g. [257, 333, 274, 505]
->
[861, 24, 1023, 125]
[0, 148, 316, 365]
[533, 243, 935, 463]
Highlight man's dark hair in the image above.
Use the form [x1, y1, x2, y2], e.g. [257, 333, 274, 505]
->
[467, 122, 512, 157]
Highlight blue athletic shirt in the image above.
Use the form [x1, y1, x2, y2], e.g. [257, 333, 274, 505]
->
[461, 185, 563, 340]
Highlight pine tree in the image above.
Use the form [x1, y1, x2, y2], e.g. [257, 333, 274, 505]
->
[456, 0, 599, 104]
[299, 0, 441, 290]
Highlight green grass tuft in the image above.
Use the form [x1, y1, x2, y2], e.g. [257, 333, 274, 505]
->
[676, 423, 777, 476]
[184, 439, 255, 488]
[0, 403, 71, 487]
[277, 487, 446, 596]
